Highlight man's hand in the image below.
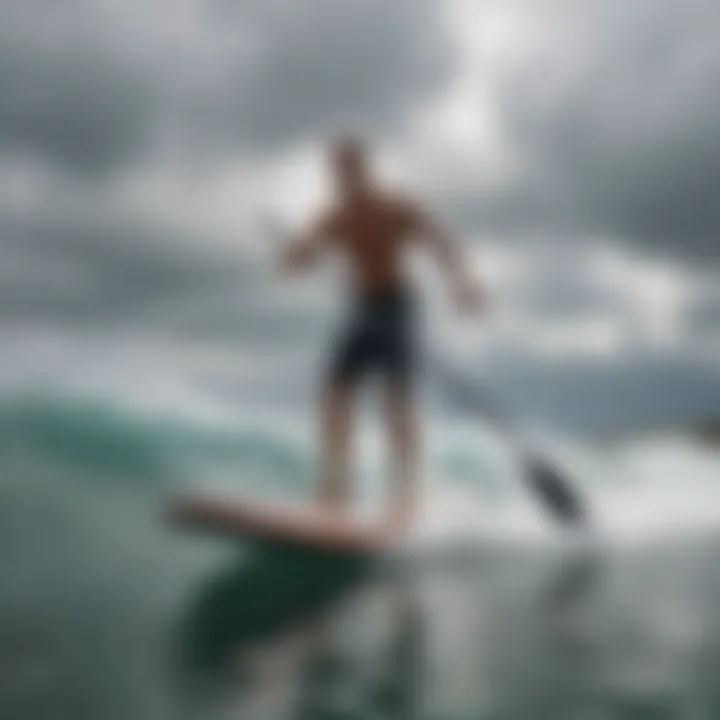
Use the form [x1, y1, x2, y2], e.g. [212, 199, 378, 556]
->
[276, 209, 338, 276]
[278, 239, 315, 274]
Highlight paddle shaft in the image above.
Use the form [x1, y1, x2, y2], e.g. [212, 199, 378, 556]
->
[429, 354, 588, 526]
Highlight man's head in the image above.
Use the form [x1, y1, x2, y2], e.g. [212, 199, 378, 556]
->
[328, 136, 370, 198]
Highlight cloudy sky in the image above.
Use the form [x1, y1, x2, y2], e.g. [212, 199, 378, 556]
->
[1, 0, 719, 430]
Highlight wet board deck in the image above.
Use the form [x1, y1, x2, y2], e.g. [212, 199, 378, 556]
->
[166, 493, 392, 555]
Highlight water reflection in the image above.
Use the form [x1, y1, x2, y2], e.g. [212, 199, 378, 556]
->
[175, 539, 611, 719]
[171, 534, 720, 719]
[175, 545, 372, 678]
[292, 576, 424, 720]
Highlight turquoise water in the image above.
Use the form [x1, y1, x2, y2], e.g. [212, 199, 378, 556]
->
[2, 391, 720, 719]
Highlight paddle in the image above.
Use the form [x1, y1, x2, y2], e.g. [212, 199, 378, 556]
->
[429, 355, 589, 527]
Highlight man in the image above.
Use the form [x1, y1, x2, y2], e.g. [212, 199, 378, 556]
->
[280, 137, 483, 537]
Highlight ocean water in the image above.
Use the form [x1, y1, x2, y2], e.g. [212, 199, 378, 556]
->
[1, 390, 720, 720]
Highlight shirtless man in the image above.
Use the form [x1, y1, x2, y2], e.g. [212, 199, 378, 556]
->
[280, 137, 483, 536]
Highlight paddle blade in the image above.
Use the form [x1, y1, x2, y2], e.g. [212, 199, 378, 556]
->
[524, 454, 587, 526]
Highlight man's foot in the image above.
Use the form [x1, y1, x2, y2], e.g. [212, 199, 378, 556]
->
[379, 508, 416, 543]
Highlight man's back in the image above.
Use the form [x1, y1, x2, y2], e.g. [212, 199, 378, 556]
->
[325, 191, 418, 295]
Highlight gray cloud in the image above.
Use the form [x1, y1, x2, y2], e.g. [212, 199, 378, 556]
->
[0, 205, 336, 356]
[0, 1, 157, 173]
[0, 210, 261, 331]
[684, 287, 720, 338]
[0, 0, 456, 173]
[451, 0, 720, 261]
[211, 0, 456, 150]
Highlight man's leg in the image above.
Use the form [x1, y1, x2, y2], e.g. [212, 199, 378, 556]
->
[384, 381, 420, 533]
[317, 380, 355, 511]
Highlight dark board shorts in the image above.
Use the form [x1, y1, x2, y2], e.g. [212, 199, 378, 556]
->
[328, 286, 417, 387]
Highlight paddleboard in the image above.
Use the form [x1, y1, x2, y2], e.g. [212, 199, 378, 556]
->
[166, 493, 393, 555]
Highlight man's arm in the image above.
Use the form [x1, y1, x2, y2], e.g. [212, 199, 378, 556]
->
[278, 210, 339, 274]
[407, 202, 485, 315]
